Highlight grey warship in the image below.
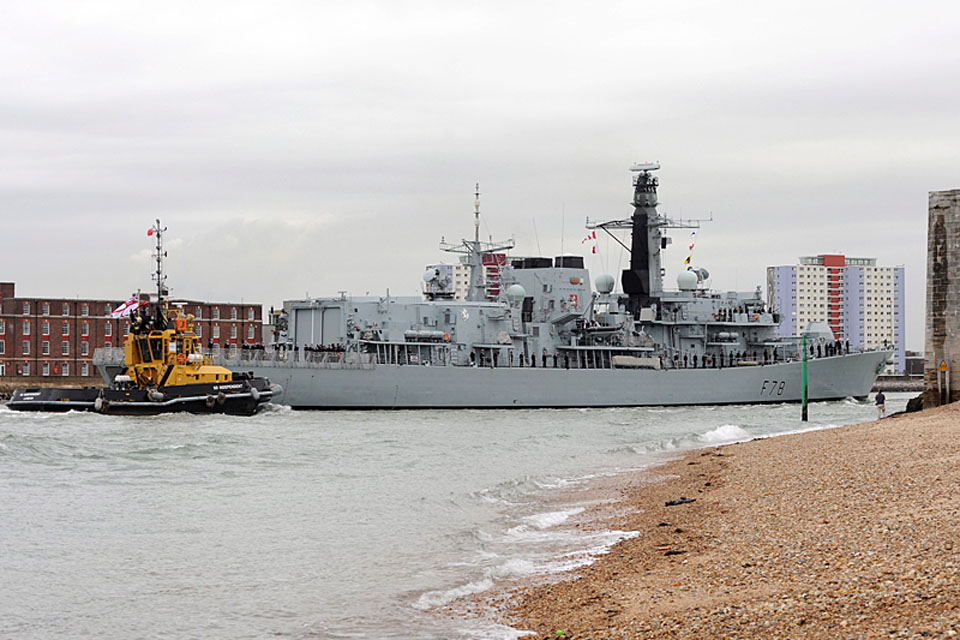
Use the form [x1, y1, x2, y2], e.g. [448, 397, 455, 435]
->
[100, 164, 891, 408]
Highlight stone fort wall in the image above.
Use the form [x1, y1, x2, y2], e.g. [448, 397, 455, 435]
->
[925, 190, 960, 407]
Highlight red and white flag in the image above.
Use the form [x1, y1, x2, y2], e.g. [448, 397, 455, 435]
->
[582, 230, 599, 255]
[111, 294, 144, 318]
[684, 229, 698, 266]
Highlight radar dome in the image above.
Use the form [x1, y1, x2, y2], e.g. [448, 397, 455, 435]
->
[677, 270, 698, 291]
[506, 284, 526, 304]
[595, 274, 615, 294]
[422, 268, 439, 283]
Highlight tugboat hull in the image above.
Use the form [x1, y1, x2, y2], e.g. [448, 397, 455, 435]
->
[5, 387, 100, 412]
[8, 379, 274, 416]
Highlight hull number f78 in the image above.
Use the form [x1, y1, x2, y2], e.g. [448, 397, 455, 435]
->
[761, 380, 786, 396]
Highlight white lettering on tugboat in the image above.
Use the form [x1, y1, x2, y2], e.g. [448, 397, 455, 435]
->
[213, 383, 243, 391]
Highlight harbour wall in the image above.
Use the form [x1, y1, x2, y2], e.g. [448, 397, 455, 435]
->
[925, 189, 960, 407]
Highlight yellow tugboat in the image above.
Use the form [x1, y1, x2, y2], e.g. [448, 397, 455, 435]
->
[8, 221, 276, 415]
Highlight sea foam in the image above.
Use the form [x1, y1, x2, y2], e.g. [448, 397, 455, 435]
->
[522, 507, 584, 530]
[699, 423, 751, 444]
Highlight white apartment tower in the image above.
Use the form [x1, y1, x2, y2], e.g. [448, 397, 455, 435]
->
[767, 254, 905, 374]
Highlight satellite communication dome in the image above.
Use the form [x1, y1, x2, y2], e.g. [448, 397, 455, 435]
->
[595, 274, 615, 294]
[677, 270, 698, 291]
[506, 284, 526, 304]
[422, 268, 439, 283]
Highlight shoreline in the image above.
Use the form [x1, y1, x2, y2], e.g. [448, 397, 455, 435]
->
[493, 402, 960, 638]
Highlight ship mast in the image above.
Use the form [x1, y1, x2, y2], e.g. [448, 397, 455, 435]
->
[440, 183, 515, 302]
[586, 163, 703, 317]
[150, 219, 168, 328]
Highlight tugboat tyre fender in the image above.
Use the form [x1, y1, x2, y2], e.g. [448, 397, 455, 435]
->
[205, 395, 216, 409]
[216, 392, 227, 406]
[94, 396, 103, 412]
[148, 389, 165, 402]
[249, 386, 260, 401]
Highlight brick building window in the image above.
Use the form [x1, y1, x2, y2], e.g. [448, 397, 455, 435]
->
[0, 319, 4, 334]
[195, 307, 202, 320]
[23, 320, 29, 335]
[22, 341, 29, 355]
[213, 308, 221, 320]
[230, 308, 237, 320]
[42, 321, 50, 335]
[81, 342, 89, 356]
[230, 325, 237, 339]
[42, 341, 50, 355]
[62, 362, 69, 376]
[213, 326, 220, 339]
[22, 362, 29, 376]
[81, 304, 89, 316]
[42, 303, 50, 316]
[62, 303, 69, 315]
[104, 323, 112, 337]
[247, 308, 255, 321]
[247, 326, 255, 340]
[195, 325, 202, 337]
[62, 341, 69, 356]
[81, 322, 89, 337]
[81, 363, 89, 376]
[104, 341, 112, 348]
[62, 321, 69, 336]
[42, 362, 50, 376]
[0, 340, 4, 355]
[22, 302, 30, 315]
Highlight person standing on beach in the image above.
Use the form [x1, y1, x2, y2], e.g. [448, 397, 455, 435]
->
[875, 390, 886, 419]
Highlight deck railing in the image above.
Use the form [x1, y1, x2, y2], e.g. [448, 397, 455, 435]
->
[93, 347, 377, 370]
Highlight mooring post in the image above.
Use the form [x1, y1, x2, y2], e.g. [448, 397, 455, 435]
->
[801, 334, 809, 422]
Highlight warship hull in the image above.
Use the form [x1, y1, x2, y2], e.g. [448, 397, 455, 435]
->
[234, 350, 889, 409]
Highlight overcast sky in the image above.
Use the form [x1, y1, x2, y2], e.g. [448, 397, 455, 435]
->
[2, 0, 957, 350]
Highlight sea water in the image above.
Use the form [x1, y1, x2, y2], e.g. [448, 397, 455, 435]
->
[0, 394, 911, 639]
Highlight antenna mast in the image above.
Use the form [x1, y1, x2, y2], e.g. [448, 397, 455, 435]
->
[440, 183, 515, 302]
[474, 183, 481, 245]
[150, 219, 168, 308]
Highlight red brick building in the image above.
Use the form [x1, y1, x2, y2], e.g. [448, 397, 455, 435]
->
[0, 282, 263, 379]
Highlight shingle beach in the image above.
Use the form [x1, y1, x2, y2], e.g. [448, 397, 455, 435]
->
[502, 402, 960, 639]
